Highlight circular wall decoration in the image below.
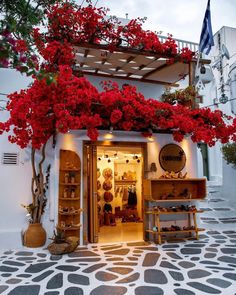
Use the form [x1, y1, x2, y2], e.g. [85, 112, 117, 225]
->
[159, 143, 186, 173]
[104, 191, 113, 202]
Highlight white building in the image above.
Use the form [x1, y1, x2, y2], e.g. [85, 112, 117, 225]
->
[197, 26, 236, 204]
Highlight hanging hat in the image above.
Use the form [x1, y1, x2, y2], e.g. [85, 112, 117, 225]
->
[104, 191, 113, 202]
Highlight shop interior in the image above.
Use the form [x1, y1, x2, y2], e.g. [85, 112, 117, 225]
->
[96, 146, 143, 243]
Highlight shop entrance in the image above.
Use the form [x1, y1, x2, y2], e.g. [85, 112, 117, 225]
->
[84, 142, 146, 243]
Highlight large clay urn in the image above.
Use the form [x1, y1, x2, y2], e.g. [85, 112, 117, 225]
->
[24, 223, 47, 248]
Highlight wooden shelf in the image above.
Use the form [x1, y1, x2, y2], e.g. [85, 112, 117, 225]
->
[115, 180, 137, 184]
[57, 224, 81, 231]
[59, 212, 80, 216]
[60, 169, 80, 172]
[59, 198, 80, 201]
[146, 228, 205, 234]
[145, 198, 202, 202]
[145, 210, 204, 215]
[60, 182, 80, 186]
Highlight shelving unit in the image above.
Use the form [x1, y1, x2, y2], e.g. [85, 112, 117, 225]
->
[58, 150, 81, 238]
[143, 178, 206, 244]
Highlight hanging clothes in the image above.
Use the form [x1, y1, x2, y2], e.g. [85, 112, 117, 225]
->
[127, 185, 137, 207]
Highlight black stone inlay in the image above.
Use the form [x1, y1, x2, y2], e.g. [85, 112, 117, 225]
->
[169, 271, 184, 281]
[105, 249, 130, 255]
[95, 271, 118, 281]
[218, 255, 236, 264]
[37, 253, 47, 258]
[174, 288, 195, 295]
[25, 262, 57, 273]
[83, 263, 106, 273]
[128, 257, 138, 261]
[185, 243, 206, 248]
[200, 260, 219, 265]
[144, 269, 167, 284]
[8, 285, 40, 295]
[68, 251, 99, 257]
[136, 247, 158, 251]
[166, 252, 182, 260]
[142, 253, 160, 266]
[127, 242, 150, 246]
[206, 266, 234, 271]
[90, 286, 127, 295]
[68, 274, 90, 285]
[190, 257, 200, 261]
[224, 231, 236, 234]
[0, 266, 18, 272]
[178, 261, 195, 269]
[187, 282, 221, 294]
[15, 251, 33, 256]
[1, 273, 11, 277]
[64, 287, 83, 295]
[162, 244, 179, 249]
[188, 269, 211, 279]
[0, 286, 8, 293]
[100, 245, 122, 251]
[50, 255, 62, 261]
[223, 273, 236, 281]
[221, 248, 236, 254]
[206, 248, 218, 253]
[116, 273, 140, 284]
[207, 278, 232, 288]
[66, 258, 101, 263]
[106, 258, 123, 261]
[204, 253, 216, 258]
[107, 267, 133, 275]
[44, 292, 60, 295]
[212, 235, 227, 239]
[32, 270, 54, 282]
[17, 274, 32, 278]
[160, 261, 180, 270]
[3, 261, 25, 267]
[46, 273, 63, 289]
[113, 262, 137, 266]
[3, 251, 13, 254]
[135, 286, 163, 295]
[181, 248, 201, 255]
[56, 265, 80, 272]
[6, 278, 22, 284]
[207, 231, 220, 235]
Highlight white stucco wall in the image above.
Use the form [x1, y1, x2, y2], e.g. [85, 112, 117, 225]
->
[0, 65, 196, 249]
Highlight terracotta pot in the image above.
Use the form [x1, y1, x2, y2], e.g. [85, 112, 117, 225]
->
[24, 223, 47, 248]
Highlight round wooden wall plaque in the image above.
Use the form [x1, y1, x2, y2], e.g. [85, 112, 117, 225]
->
[159, 144, 186, 172]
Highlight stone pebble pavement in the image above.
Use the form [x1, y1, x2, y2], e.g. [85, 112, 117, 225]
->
[1, 231, 236, 295]
[1, 188, 236, 295]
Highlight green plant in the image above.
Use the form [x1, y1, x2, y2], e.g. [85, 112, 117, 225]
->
[221, 143, 236, 169]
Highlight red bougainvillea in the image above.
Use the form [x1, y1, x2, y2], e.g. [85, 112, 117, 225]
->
[0, 1, 235, 150]
[1, 66, 235, 149]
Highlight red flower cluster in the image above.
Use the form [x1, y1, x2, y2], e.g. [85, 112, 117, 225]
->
[1, 66, 235, 149]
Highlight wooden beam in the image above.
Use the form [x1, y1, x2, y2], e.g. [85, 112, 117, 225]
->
[79, 49, 90, 68]
[142, 61, 176, 79]
[74, 70, 179, 86]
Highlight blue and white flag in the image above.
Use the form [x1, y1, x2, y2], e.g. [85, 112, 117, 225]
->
[199, 0, 214, 55]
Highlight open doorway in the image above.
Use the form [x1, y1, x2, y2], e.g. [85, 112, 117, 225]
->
[97, 145, 144, 243]
[84, 143, 144, 243]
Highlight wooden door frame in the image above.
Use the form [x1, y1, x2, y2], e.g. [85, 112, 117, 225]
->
[83, 140, 148, 244]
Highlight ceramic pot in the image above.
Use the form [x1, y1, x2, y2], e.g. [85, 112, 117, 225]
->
[24, 223, 46, 248]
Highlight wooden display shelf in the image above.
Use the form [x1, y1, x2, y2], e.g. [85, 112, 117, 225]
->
[59, 182, 80, 186]
[57, 224, 81, 231]
[60, 168, 80, 172]
[146, 228, 205, 234]
[145, 210, 204, 215]
[145, 198, 203, 202]
[115, 180, 137, 184]
[59, 197, 80, 201]
[59, 212, 80, 216]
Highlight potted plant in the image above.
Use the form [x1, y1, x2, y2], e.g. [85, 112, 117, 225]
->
[21, 146, 51, 247]
[161, 85, 198, 108]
